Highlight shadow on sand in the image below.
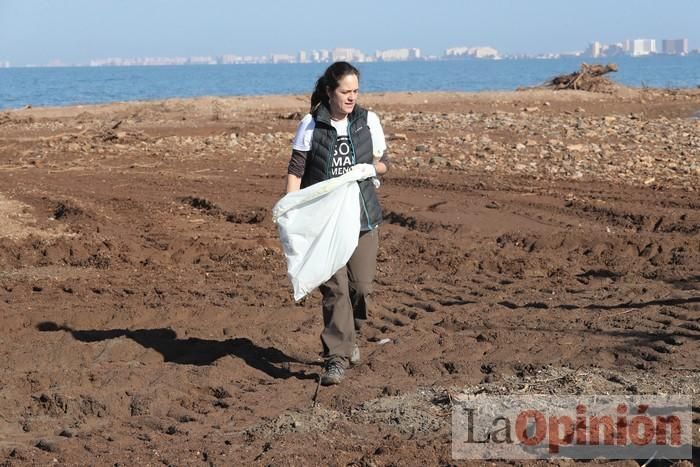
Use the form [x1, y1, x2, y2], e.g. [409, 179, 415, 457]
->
[37, 321, 316, 380]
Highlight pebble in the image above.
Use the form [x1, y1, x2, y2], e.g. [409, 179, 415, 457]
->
[415, 144, 429, 152]
[35, 440, 58, 453]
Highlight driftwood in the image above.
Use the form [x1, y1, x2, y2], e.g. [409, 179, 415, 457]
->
[546, 63, 619, 92]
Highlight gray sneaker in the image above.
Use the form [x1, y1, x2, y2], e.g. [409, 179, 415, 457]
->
[320, 358, 346, 386]
[350, 344, 361, 366]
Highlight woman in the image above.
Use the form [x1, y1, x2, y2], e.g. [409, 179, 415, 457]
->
[286, 61, 390, 385]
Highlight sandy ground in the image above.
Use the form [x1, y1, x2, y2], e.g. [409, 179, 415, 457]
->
[0, 88, 699, 466]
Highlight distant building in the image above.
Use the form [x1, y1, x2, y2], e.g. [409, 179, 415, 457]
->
[375, 48, 421, 61]
[559, 51, 583, 58]
[623, 39, 632, 54]
[332, 48, 364, 62]
[219, 54, 241, 65]
[90, 58, 120, 66]
[0, 61, 10, 68]
[630, 39, 656, 56]
[661, 39, 688, 55]
[187, 56, 216, 65]
[603, 43, 627, 57]
[271, 54, 295, 64]
[444, 46, 500, 59]
[298, 50, 308, 63]
[585, 41, 602, 58]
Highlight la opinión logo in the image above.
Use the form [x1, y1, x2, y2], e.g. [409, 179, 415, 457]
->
[452, 395, 691, 460]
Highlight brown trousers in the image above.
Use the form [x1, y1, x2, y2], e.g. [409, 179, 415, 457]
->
[320, 229, 378, 361]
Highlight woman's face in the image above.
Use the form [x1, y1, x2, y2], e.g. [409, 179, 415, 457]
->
[328, 73, 359, 118]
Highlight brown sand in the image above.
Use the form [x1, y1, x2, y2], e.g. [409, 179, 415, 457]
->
[0, 89, 699, 465]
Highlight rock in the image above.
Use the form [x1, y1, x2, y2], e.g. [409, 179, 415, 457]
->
[35, 439, 58, 453]
[263, 134, 275, 143]
[523, 107, 539, 112]
[167, 406, 197, 423]
[213, 399, 230, 408]
[429, 156, 449, 167]
[413, 157, 428, 167]
[129, 395, 150, 416]
[515, 143, 526, 151]
[415, 144, 429, 152]
[388, 133, 407, 141]
[210, 386, 231, 399]
[567, 144, 585, 152]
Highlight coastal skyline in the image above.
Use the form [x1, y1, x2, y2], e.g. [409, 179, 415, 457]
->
[75, 37, 695, 69]
[1, 0, 700, 66]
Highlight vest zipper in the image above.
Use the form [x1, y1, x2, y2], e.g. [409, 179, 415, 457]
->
[347, 116, 375, 230]
[347, 118, 357, 165]
[325, 127, 337, 180]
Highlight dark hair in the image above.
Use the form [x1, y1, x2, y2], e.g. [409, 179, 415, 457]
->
[310, 61, 360, 114]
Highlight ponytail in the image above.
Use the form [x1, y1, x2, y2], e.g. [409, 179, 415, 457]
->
[310, 75, 328, 114]
[309, 61, 360, 114]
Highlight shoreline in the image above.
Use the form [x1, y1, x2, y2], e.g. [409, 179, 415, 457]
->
[4, 86, 700, 118]
[4, 55, 699, 112]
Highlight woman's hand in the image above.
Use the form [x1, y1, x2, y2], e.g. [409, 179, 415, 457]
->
[374, 160, 388, 175]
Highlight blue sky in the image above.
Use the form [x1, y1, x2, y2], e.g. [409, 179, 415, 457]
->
[1, 0, 698, 65]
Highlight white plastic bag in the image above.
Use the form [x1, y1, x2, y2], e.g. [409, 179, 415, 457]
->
[273, 164, 376, 301]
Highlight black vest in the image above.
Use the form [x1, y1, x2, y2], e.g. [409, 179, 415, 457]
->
[301, 104, 383, 230]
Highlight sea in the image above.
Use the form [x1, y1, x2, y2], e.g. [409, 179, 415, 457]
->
[1, 55, 699, 110]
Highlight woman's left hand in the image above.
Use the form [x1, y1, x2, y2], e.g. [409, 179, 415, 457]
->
[374, 161, 388, 175]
